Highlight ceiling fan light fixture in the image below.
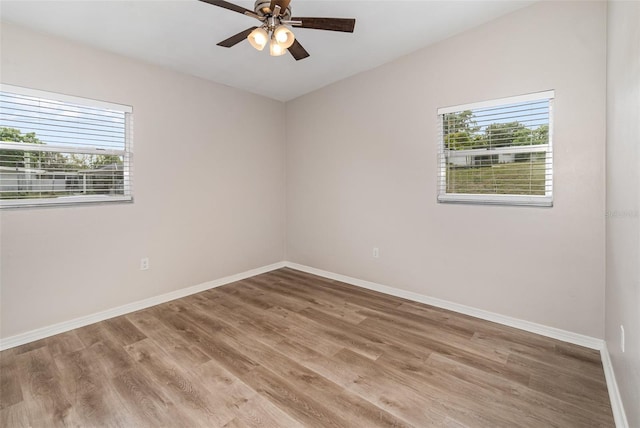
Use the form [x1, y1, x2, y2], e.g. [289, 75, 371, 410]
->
[247, 27, 269, 51]
[273, 25, 295, 49]
[269, 38, 287, 56]
[204, 0, 356, 60]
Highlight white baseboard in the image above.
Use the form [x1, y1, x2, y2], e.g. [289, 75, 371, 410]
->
[284, 262, 605, 350]
[0, 261, 286, 351]
[601, 344, 630, 428]
[1, 259, 605, 353]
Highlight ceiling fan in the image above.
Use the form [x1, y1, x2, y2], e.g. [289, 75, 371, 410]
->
[199, 0, 356, 60]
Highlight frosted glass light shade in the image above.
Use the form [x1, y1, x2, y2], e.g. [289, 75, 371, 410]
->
[273, 25, 295, 49]
[247, 27, 269, 51]
[269, 39, 287, 56]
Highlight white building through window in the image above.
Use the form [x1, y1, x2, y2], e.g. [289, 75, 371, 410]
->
[437, 91, 554, 207]
[0, 84, 133, 208]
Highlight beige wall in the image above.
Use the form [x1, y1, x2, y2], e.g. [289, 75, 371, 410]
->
[606, 1, 640, 425]
[0, 22, 286, 338]
[286, 1, 607, 337]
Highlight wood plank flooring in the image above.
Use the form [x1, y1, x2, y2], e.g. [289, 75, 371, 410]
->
[0, 268, 614, 427]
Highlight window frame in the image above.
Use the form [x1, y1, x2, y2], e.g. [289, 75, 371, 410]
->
[437, 90, 554, 207]
[0, 84, 133, 209]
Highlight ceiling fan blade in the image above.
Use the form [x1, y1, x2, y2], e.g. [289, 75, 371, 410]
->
[291, 17, 356, 33]
[217, 26, 258, 48]
[288, 39, 310, 61]
[199, 0, 255, 16]
[269, 0, 291, 14]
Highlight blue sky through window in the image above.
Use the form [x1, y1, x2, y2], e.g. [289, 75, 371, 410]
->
[0, 92, 126, 150]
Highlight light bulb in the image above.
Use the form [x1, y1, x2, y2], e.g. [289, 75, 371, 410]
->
[247, 27, 269, 51]
[273, 25, 295, 49]
[255, 32, 267, 45]
[269, 38, 287, 56]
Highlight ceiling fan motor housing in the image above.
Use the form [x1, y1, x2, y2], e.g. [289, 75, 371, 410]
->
[254, 0, 291, 19]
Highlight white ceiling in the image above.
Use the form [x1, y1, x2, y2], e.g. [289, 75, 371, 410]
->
[0, 0, 534, 101]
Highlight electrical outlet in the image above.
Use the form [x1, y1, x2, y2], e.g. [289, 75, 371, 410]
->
[140, 257, 150, 271]
[621, 325, 625, 353]
[373, 247, 380, 258]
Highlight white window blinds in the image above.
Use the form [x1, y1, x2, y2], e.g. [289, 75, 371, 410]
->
[0, 84, 133, 208]
[437, 91, 554, 207]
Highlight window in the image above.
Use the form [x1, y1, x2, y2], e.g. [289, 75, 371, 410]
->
[437, 91, 553, 207]
[0, 84, 133, 208]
